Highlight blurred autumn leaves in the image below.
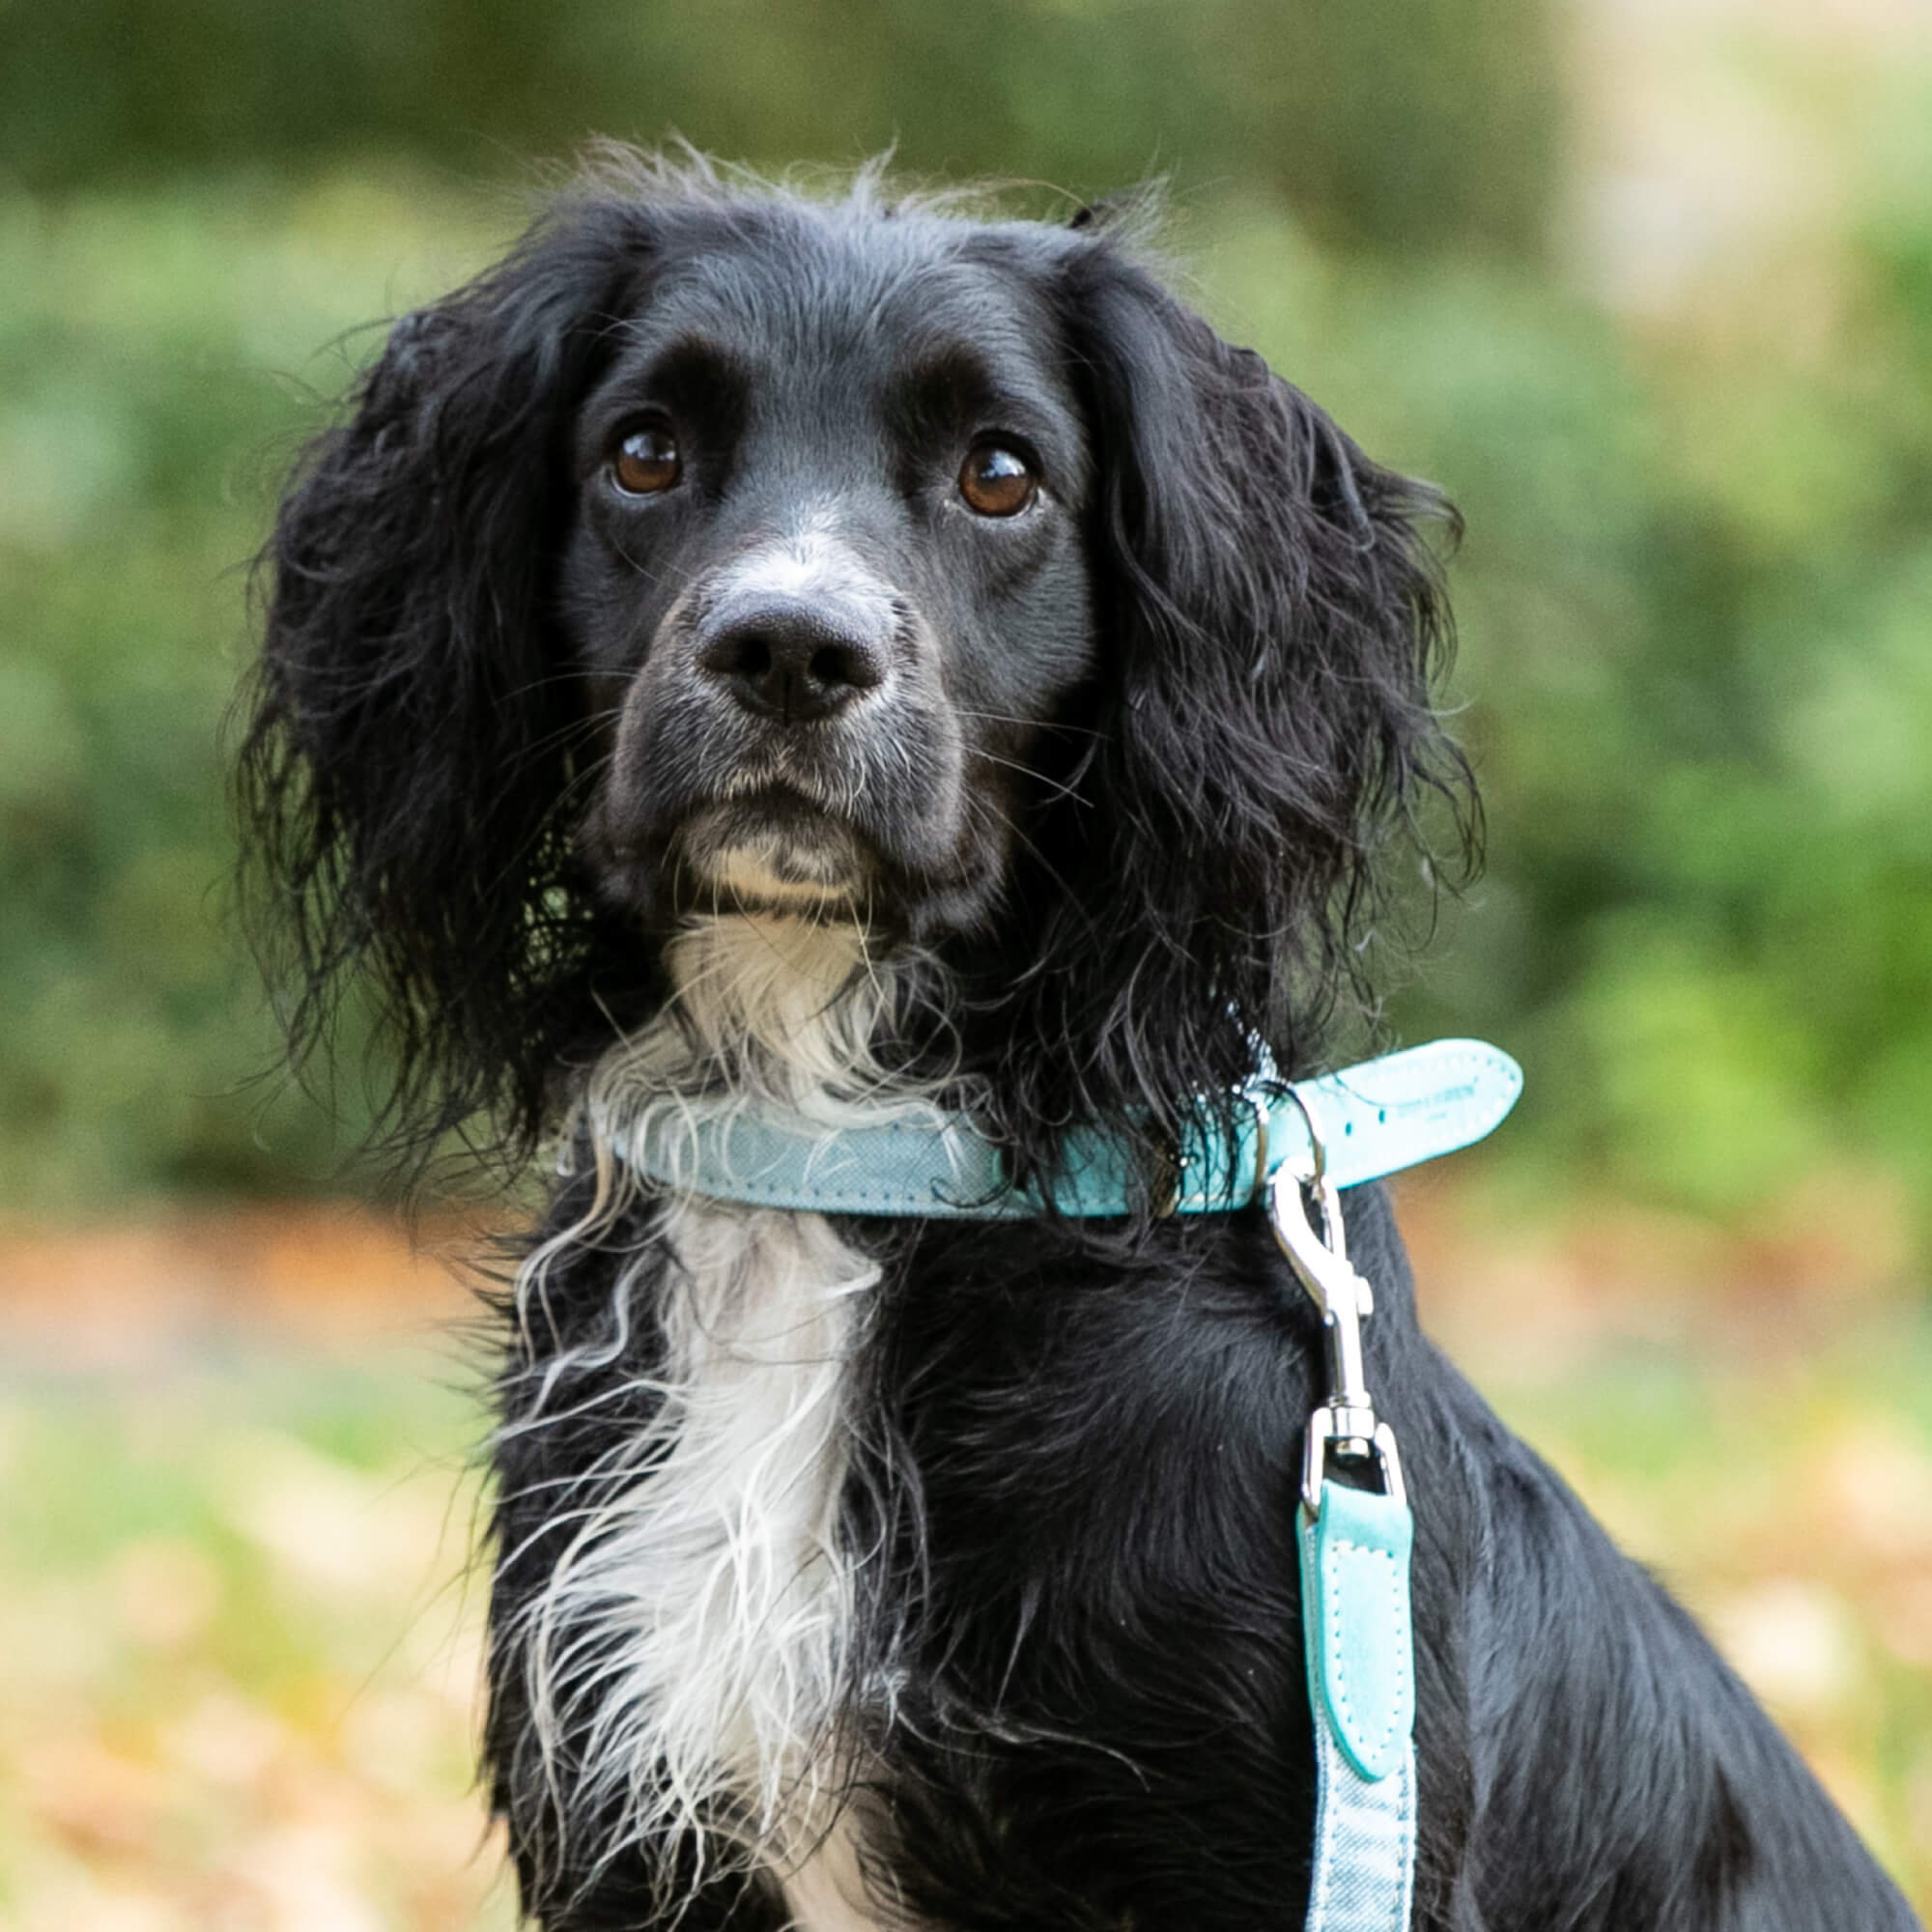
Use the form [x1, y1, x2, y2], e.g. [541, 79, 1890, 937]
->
[1, 1200, 1926, 1924]
[0, 1214, 506, 1928]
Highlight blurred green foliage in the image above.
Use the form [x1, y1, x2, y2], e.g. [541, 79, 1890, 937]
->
[1203, 205, 1932, 1219]
[2, 3, 1929, 1228]
[0, 179, 503, 1203]
[5, 0, 1557, 258]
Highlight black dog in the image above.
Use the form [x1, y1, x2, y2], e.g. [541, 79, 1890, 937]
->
[242, 154, 1918, 1930]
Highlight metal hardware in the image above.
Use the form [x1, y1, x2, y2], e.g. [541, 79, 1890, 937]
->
[1266, 1093, 1402, 1521]
[1161, 1087, 1275, 1215]
[1246, 1085, 1272, 1207]
[1300, 1410, 1406, 1520]
[1266, 1093, 1374, 1318]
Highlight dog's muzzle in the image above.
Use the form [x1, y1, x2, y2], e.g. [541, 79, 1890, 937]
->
[587, 530, 975, 916]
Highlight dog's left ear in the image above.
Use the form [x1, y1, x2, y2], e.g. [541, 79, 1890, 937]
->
[1005, 243, 1476, 1180]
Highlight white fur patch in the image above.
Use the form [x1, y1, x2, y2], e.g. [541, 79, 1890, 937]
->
[719, 524, 899, 641]
[786, 1814, 904, 1930]
[502, 914, 945, 1927]
[708, 836, 866, 910]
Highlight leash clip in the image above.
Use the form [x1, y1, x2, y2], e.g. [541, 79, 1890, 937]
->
[1266, 1094, 1405, 1520]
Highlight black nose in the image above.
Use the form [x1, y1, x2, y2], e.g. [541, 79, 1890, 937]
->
[695, 599, 889, 724]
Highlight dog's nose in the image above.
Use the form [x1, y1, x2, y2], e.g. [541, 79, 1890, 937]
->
[695, 599, 888, 724]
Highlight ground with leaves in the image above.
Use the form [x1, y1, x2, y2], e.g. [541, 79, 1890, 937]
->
[2, 1183, 1926, 1927]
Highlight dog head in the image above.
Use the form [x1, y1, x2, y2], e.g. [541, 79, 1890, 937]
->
[563, 188, 1098, 937]
[242, 154, 1473, 1183]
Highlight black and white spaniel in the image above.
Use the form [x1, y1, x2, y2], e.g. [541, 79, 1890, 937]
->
[241, 153, 1918, 1931]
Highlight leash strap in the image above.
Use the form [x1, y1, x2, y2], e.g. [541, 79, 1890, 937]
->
[1269, 1151, 1418, 1932]
[1298, 1486, 1417, 1932]
[611, 1037, 1520, 1216]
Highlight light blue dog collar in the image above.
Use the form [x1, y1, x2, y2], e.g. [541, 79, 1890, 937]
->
[615, 1036, 1520, 1217]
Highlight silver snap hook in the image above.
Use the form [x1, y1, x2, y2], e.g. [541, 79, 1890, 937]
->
[1265, 1094, 1401, 1519]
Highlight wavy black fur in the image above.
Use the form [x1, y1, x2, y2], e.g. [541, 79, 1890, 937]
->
[240, 184, 668, 1164]
[240, 154, 1918, 1930]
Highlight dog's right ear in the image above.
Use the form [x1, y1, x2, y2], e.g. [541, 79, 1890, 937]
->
[979, 231, 1475, 1208]
[239, 198, 653, 1167]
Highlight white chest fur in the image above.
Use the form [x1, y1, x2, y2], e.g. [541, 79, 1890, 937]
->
[640, 1195, 874, 1847]
[506, 914, 932, 1926]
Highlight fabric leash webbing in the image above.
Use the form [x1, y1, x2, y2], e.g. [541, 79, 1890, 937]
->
[1269, 1143, 1419, 1931]
[1297, 1485, 1417, 1932]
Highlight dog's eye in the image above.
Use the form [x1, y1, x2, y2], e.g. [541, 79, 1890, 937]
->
[611, 423, 682, 497]
[957, 443, 1037, 518]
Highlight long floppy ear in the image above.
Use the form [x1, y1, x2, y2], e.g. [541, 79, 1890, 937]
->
[238, 197, 655, 1168]
[991, 242, 1477, 1190]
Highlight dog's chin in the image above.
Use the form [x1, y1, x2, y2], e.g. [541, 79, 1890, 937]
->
[678, 795, 872, 919]
[587, 783, 1005, 938]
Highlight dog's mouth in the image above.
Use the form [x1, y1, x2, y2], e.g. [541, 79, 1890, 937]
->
[676, 787, 873, 914]
[582, 687, 998, 933]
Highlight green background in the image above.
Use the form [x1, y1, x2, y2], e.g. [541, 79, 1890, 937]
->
[4, 0, 1931, 1235]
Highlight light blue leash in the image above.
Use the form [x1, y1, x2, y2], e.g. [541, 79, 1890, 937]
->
[1268, 1123, 1421, 1932]
[618, 1036, 1521, 1931]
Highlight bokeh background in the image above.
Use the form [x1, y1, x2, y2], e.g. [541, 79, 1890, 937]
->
[3, 0, 1930, 1922]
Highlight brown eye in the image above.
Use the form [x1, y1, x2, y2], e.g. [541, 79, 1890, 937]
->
[611, 423, 681, 496]
[958, 443, 1037, 517]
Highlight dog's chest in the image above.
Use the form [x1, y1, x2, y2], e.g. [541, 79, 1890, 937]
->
[523, 915, 942, 1925]
[517, 1179, 900, 1926]
[637, 1195, 877, 1827]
